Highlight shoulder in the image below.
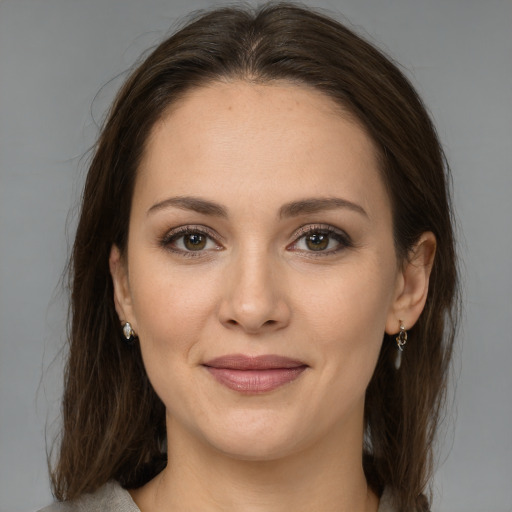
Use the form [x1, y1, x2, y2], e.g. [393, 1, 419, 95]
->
[377, 488, 431, 512]
[378, 488, 398, 512]
[38, 481, 139, 512]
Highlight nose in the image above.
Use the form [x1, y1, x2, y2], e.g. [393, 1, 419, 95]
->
[218, 248, 291, 334]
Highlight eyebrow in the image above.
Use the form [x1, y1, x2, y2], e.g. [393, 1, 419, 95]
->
[279, 197, 368, 219]
[147, 195, 367, 219]
[147, 196, 228, 217]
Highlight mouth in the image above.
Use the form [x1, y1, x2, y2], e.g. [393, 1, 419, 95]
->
[202, 354, 308, 394]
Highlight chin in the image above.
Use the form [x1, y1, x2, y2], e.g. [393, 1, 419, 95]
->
[211, 434, 302, 462]
[196, 408, 312, 462]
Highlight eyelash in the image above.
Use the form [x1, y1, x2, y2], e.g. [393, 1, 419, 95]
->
[288, 224, 353, 257]
[159, 224, 353, 258]
[159, 225, 222, 258]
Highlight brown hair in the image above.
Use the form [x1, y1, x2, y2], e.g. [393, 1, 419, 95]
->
[51, 3, 459, 511]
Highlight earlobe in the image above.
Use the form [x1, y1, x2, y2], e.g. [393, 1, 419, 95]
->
[385, 232, 436, 335]
[109, 245, 135, 328]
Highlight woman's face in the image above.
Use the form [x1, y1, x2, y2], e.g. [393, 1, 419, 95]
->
[111, 81, 406, 460]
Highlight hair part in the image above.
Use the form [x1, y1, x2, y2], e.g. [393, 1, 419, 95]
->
[52, 4, 459, 511]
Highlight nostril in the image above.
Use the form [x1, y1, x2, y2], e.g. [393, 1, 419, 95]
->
[224, 318, 278, 330]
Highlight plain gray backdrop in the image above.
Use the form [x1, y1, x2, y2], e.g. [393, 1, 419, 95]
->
[1, 0, 511, 511]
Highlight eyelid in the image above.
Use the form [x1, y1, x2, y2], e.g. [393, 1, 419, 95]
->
[288, 223, 353, 254]
[162, 224, 223, 241]
[159, 223, 352, 258]
[160, 225, 224, 255]
[291, 223, 350, 241]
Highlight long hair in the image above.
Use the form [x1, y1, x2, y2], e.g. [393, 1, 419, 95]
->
[51, 4, 459, 511]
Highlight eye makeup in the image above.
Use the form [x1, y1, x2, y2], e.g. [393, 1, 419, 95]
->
[158, 221, 353, 260]
[288, 223, 354, 257]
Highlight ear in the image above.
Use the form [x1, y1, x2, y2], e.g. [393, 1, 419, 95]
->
[385, 232, 436, 334]
[109, 245, 137, 331]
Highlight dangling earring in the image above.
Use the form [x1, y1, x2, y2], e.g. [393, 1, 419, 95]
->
[122, 321, 137, 346]
[394, 321, 407, 370]
[396, 321, 407, 351]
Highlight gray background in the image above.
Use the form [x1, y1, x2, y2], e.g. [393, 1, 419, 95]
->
[1, 0, 511, 511]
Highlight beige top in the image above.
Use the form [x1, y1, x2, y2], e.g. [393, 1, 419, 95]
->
[39, 480, 397, 512]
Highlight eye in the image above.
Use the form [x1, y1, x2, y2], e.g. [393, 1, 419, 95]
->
[289, 225, 352, 255]
[302, 232, 332, 251]
[160, 226, 222, 255]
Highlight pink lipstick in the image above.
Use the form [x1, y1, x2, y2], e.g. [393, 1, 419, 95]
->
[203, 354, 308, 394]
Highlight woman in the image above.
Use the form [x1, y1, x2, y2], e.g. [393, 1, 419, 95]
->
[42, 3, 459, 511]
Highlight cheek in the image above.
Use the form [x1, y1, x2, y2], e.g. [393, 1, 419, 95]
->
[127, 261, 221, 410]
[128, 257, 222, 353]
[301, 264, 395, 336]
[296, 258, 397, 379]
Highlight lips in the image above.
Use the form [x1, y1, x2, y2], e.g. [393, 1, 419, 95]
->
[203, 354, 308, 394]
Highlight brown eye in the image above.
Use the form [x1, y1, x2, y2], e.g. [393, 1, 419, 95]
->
[289, 225, 353, 256]
[184, 233, 207, 250]
[305, 233, 329, 251]
[161, 227, 220, 255]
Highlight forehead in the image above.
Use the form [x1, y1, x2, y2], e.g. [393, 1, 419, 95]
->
[136, 81, 389, 219]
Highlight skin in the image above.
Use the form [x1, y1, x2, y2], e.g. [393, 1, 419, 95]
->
[110, 81, 435, 512]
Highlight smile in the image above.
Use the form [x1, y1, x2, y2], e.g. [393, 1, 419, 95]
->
[203, 354, 308, 394]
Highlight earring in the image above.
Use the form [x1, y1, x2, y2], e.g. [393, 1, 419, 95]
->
[394, 321, 407, 370]
[122, 321, 137, 346]
[396, 321, 407, 351]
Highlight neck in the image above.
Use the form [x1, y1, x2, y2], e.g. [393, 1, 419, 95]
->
[131, 414, 378, 512]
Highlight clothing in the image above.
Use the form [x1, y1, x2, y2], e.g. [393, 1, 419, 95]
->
[38, 482, 137, 512]
[39, 480, 397, 511]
